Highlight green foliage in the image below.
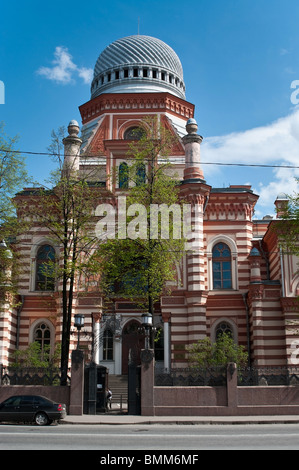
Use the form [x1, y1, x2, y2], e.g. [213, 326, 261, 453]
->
[11, 341, 61, 369]
[274, 180, 299, 309]
[0, 122, 33, 299]
[97, 115, 186, 313]
[275, 179, 299, 258]
[187, 333, 248, 368]
[15, 126, 104, 384]
[0, 122, 30, 222]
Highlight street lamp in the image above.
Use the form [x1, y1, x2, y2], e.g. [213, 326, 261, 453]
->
[74, 314, 85, 350]
[141, 313, 153, 349]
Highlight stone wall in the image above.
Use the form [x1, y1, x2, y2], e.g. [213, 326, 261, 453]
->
[141, 352, 299, 417]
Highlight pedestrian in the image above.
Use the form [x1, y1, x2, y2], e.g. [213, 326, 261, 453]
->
[106, 388, 112, 410]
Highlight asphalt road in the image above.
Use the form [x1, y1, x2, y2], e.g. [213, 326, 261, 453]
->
[0, 423, 299, 451]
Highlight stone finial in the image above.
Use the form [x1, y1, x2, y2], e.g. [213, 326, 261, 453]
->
[186, 118, 198, 135]
[67, 120, 80, 137]
[249, 247, 261, 257]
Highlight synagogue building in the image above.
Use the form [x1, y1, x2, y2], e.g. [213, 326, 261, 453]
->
[1, 35, 298, 374]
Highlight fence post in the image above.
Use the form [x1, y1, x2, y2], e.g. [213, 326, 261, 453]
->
[128, 360, 137, 415]
[69, 350, 84, 415]
[84, 362, 97, 415]
[227, 362, 238, 411]
[140, 349, 155, 416]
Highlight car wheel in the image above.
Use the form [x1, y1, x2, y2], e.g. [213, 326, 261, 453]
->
[34, 412, 49, 426]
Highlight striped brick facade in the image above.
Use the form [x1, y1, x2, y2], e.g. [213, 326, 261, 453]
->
[1, 38, 298, 373]
[0, 292, 16, 366]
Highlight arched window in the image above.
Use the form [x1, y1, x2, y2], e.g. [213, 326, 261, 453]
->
[212, 242, 232, 289]
[136, 163, 146, 186]
[211, 319, 237, 344]
[34, 321, 51, 348]
[119, 162, 129, 189]
[215, 321, 233, 340]
[124, 126, 144, 140]
[35, 244, 56, 291]
[33, 321, 51, 359]
[103, 329, 114, 360]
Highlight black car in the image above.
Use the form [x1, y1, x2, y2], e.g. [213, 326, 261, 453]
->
[0, 395, 67, 425]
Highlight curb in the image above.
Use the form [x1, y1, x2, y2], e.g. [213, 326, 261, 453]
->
[61, 415, 299, 426]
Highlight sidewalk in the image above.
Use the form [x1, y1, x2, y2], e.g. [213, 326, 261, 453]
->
[63, 412, 299, 426]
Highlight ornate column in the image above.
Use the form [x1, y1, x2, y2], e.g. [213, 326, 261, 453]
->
[248, 284, 265, 366]
[0, 242, 13, 367]
[162, 312, 171, 371]
[179, 120, 211, 346]
[92, 312, 102, 364]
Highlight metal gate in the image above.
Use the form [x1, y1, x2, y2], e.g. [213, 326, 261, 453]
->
[83, 362, 108, 414]
[128, 359, 141, 415]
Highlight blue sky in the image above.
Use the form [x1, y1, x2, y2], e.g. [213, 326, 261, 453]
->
[1, 0, 299, 218]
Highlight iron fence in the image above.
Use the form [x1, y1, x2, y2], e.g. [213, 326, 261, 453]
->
[155, 366, 299, 387]
[0, 365, 70, 386]
[237, 367, 299, 386]
[155, 366, 227, 387]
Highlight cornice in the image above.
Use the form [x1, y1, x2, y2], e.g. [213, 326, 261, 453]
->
[79, 92, 195, 125]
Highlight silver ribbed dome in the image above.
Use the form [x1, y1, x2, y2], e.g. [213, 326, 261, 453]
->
[91, 35, 186, 99]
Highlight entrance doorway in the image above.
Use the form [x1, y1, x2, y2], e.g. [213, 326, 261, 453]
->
[122, 320, 145, 374]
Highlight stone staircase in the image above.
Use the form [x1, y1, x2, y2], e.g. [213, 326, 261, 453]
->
[108, 375, 128, 410]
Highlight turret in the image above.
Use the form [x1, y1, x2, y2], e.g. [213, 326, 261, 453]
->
[274, 193, 289, 219]
[182, 118, 204, 180]
[62, 120, 82, 178]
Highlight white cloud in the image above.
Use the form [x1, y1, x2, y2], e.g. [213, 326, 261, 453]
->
[77, 67, 94, 84]
[37, 46, 93, 85]
[256, 166, 299, 209]
[202, 109, 299, 166]
[201, 108, 299, 215]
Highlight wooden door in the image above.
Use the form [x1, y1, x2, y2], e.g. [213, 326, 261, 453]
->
[122, 320, 145, 374]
